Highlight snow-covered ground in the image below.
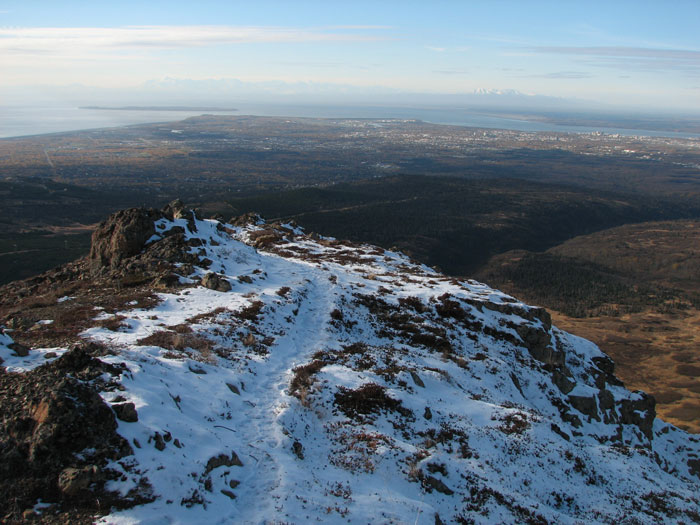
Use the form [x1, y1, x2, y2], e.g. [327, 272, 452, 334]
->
[2, 213, 699, 524]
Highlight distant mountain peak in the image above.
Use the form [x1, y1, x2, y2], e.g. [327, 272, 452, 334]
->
[1, 203, 699, 523]
[473, 88, 532, 97]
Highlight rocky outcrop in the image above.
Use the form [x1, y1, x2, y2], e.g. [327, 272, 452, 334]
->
[0, 345, 138, 522]
[552, 369, 575, 394]
[515, 322, 564, 367]
[89, 207, 163, 270]
[619, 393, 657, 440]
[568, 395, 600, 422]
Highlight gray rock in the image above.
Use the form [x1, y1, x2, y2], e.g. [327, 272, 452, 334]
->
[9, 342, 29, 357]
[597, 389, 615, 411]
[58, 465, 98, 496]
[201, 272, 231, 292]
[153, 432, 166, 451]
[423, 475, 453, 495]
[410, 371, 425, 388]
[205, 451, 243, 474]
[552, 369, 575, 394]
[568, 395, 600, 421]
[112, 402, 138, 423]
[516, 323, 564, 368]
[292, 440, 304, 460]
[619, 392, 656, 440]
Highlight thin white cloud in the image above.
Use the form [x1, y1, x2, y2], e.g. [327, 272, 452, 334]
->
[433, 69, 469, 76]
[0, 25, 387, 56]
[425, 46, 469, 53]
[532, 46, 700, 60]
[326, 25, 393, 30]
[529, 46, 700, 75]
[529, 71, 593, 79]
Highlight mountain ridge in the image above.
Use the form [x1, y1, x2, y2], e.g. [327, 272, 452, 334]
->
[1, 202, 699, 524]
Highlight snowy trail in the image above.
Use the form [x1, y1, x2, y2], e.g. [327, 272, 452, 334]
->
[234, 266, 336, 522]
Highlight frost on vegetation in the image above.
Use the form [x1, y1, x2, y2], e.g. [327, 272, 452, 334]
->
[2, 209, 699, 524]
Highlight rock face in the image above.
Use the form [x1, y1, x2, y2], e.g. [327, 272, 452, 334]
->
[619, 393, 657, 440]
[90, 207, 162, 270]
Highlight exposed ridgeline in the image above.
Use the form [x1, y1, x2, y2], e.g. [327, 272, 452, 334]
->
[0, 203, 699, 524]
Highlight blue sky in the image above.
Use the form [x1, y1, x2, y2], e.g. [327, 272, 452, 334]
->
[1, 0, 699, 111]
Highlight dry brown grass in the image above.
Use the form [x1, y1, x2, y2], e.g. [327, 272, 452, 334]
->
[289, 360, 326, 405]
[96, 315, 128, 332]
[552, 306, 700, 433]
[186, 307, 227, 324]
[333, 383, 410, 420]
[137, 330, 214, 358]
[276, 286, 291, 297]
[235, 301, 264, 322]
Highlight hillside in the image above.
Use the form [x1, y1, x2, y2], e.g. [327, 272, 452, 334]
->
[220, 175, 697, 276]
[475, 220, 700, 433]
[1, 204, 699, 524]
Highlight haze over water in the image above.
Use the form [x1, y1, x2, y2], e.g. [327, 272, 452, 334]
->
[3, 105, 700, 140]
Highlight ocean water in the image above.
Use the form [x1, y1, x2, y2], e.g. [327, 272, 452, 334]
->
[1, 104, 699, 140]
[0, 106, 240, 139]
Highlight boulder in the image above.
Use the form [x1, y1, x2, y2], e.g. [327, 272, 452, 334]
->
[58, 465, 99, 496]
[292, 440, 304, 460]
[9, 342, 29, 357]
[204, 451, 243, 474]
[201, 272, 231, 292]
[410, 371, 425, 388]
[112, 402, 138, 422]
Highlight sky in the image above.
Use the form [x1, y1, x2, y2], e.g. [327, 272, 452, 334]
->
[1, 0, 699, 112]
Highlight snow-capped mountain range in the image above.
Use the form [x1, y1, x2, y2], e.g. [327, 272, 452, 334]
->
[1, 203, 698, 524]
